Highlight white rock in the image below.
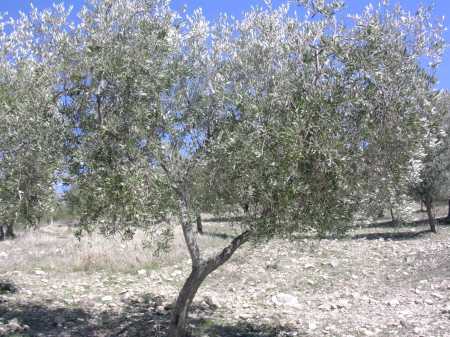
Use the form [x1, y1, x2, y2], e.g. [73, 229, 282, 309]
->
[431, 292, 444, 300]
[334, 299, 350, 309]
[271, 293, 301, 309]
[308, 321, 317, 330]
[101, 296, 113, 302]
[359, 328, 376, 336]
[137, 269, 147, 276]
[239, 313, 252, 320]
[424, 298, 434, 305]
[203, 296, 221, 309]
[413, 327, 423, 334]
[6, 318, 22, 331]
[329, 260, 339, 268]
[318, 303, 332, 311]
[386, 298, 400, 307]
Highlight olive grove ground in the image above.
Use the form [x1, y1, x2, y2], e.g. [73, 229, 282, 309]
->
[1, 207, 450, 337]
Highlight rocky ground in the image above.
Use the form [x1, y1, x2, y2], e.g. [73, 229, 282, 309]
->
[1, 218, 450, 337]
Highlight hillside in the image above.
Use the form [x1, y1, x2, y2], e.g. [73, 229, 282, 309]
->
[1, 218, 450, 337]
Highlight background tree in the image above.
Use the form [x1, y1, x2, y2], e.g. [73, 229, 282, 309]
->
[408, 91, 450, 232]
[341, 2, 445, 226]
[0, 7, 67, 239]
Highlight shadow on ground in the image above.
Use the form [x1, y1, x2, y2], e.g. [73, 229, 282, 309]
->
[351, 229, 431, 241]
[0, 292, 297, 337]
[0, 280, 17, 295]
[200, 321, 299, 337]
[203, 216, 245, 223]
[202, 231, 236, 240]
[362, 217, 449, 229]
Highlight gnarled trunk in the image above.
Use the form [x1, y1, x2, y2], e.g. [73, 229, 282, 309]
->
[424, 199, 437, 233]
[168, 267, 207, 337]
[168, 196, 252, 337]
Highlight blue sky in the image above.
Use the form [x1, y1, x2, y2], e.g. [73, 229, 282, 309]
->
[1, 0, 449, 89]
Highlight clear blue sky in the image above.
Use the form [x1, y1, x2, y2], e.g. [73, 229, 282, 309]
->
[1, 0, 449, 89]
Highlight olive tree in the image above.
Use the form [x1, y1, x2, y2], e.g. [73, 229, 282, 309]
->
[408, 91, 450, 232]
[1, 1, 445, 336]
[341, 2, 446, 226]
[0, 7, 67, 239]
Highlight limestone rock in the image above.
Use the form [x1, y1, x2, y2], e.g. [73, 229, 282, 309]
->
[271, 293, 301, 309]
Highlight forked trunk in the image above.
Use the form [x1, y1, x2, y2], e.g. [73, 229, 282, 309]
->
[168, 196, 252, 337]
[424, 199, 437, 233]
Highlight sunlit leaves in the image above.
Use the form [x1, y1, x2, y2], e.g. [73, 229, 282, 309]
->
[0, 0, 445, 242]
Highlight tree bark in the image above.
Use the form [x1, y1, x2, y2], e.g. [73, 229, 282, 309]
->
[196, 214, 203, 235]
[5, 224, 15, 239]
[424, 199, 437, 233]
[446, 199, 450, 221]
[0, 226, 4, 241]
[168, 267, 207, 337]
[389, 208, 397, 226]
[168, 199, 252, 337]
[242, 203, 249, 214]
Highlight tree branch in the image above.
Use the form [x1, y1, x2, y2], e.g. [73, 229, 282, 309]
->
[204, 230, 253, 273]
[179, 196, 202, 269]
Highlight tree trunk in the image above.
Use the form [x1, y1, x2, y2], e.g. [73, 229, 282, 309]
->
[0, 226, 4, 241]
[446, 199, 450, 221]
[196, 214, 203, 235]
[424, 199, 437, 233]
[168, 197, 252, 337]
[5, 224, 15, 239]
[389, 208, 397, 226]
[168, 267, 207, 337]
[242, 203, 249, 214]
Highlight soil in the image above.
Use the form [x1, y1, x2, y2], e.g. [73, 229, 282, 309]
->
[1, 221, 450, 337]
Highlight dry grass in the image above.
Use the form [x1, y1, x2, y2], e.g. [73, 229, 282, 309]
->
[1, 203, 447, 275]
[0, 218, 243, 275]
[1, 224, 178, 273]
